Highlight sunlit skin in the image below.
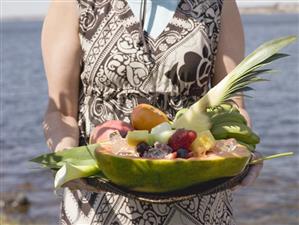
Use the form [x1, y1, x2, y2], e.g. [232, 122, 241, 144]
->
[41, 0, 262, 190]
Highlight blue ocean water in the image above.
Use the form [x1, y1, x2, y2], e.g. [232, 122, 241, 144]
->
[0, 14, 298, 224]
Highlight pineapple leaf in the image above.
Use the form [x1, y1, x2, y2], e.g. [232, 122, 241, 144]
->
[245, 53, 289, 73]
[231, 69, 273, 87]
[258, 53, 289, 65]
[230, 36, 296, 80]
[240, 87, 255, 92]
[173, 36, 297, 126]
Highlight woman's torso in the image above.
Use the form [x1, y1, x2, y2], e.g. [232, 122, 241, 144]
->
[76, 0, 223, 142]
[60, 0, 236, 224]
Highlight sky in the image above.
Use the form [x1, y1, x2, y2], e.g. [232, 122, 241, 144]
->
[1, 0, 298, 19]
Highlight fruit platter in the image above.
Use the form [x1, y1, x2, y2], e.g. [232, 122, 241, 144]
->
[92, 103, 253, 193]
[31, 36, 296, 202]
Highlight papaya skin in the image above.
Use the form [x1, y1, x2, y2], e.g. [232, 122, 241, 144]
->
[95, 146, 251, 193]
[131, 104, 169, 131]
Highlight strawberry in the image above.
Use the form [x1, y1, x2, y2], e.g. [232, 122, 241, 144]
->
[168, 129, 197, 152]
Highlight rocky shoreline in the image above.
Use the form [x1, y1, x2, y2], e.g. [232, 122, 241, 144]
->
[239, 3, 299, 14]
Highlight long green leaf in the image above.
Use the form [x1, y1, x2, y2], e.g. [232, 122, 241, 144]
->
[256, 53, 289, 66]
[230, 36, 296, 80]
[250, 152, 294, 165]
[231, 69, 273, 86]
[54, 161, 101, 188]
[30, 144, 100, 169]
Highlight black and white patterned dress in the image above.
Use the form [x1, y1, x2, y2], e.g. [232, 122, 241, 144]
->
[60, 0, 236, 224]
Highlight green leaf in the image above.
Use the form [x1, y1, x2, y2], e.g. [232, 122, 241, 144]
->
[232, 69, 273, 85]
[54, 161, 101, 188]
[258, 53, 289, 65]
[250, 152, 294, 164]
[30, 144, 100, 169]
[230, 36, 296, 80]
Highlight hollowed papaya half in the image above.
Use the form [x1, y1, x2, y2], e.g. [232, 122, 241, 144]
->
[94, 145, 251, 193]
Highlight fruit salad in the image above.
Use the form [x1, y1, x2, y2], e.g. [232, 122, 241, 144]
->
[94, 103, 256, 160]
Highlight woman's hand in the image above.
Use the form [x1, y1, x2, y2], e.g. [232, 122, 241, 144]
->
[240, 151, 263, 187]
[43, 111, 79, 151]
[232, 105, 263, 190]
[231, 151, 263, 191]
[233, 106, 264, 189]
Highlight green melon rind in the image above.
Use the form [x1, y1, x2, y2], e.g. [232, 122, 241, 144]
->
[95, 149, 251, 193]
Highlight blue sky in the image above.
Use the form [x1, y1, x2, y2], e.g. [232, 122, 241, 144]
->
[1, 0, 297, 19]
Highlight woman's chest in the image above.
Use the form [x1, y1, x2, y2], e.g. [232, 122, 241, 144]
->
[78, 0, 222, 97]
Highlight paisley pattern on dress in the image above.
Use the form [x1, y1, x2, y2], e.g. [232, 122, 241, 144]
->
[61, 190, 235, 225]
[60, 0, 236, 224]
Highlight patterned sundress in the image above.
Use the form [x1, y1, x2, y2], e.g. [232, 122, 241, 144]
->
[60, 0, 236, 224]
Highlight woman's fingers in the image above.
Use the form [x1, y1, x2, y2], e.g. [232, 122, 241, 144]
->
[240, 151, 263, 187]
[231, 151, 263, 191]
[240, 163, 263, 186]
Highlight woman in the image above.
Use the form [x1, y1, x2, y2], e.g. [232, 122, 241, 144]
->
[42, 0, 263, 224]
